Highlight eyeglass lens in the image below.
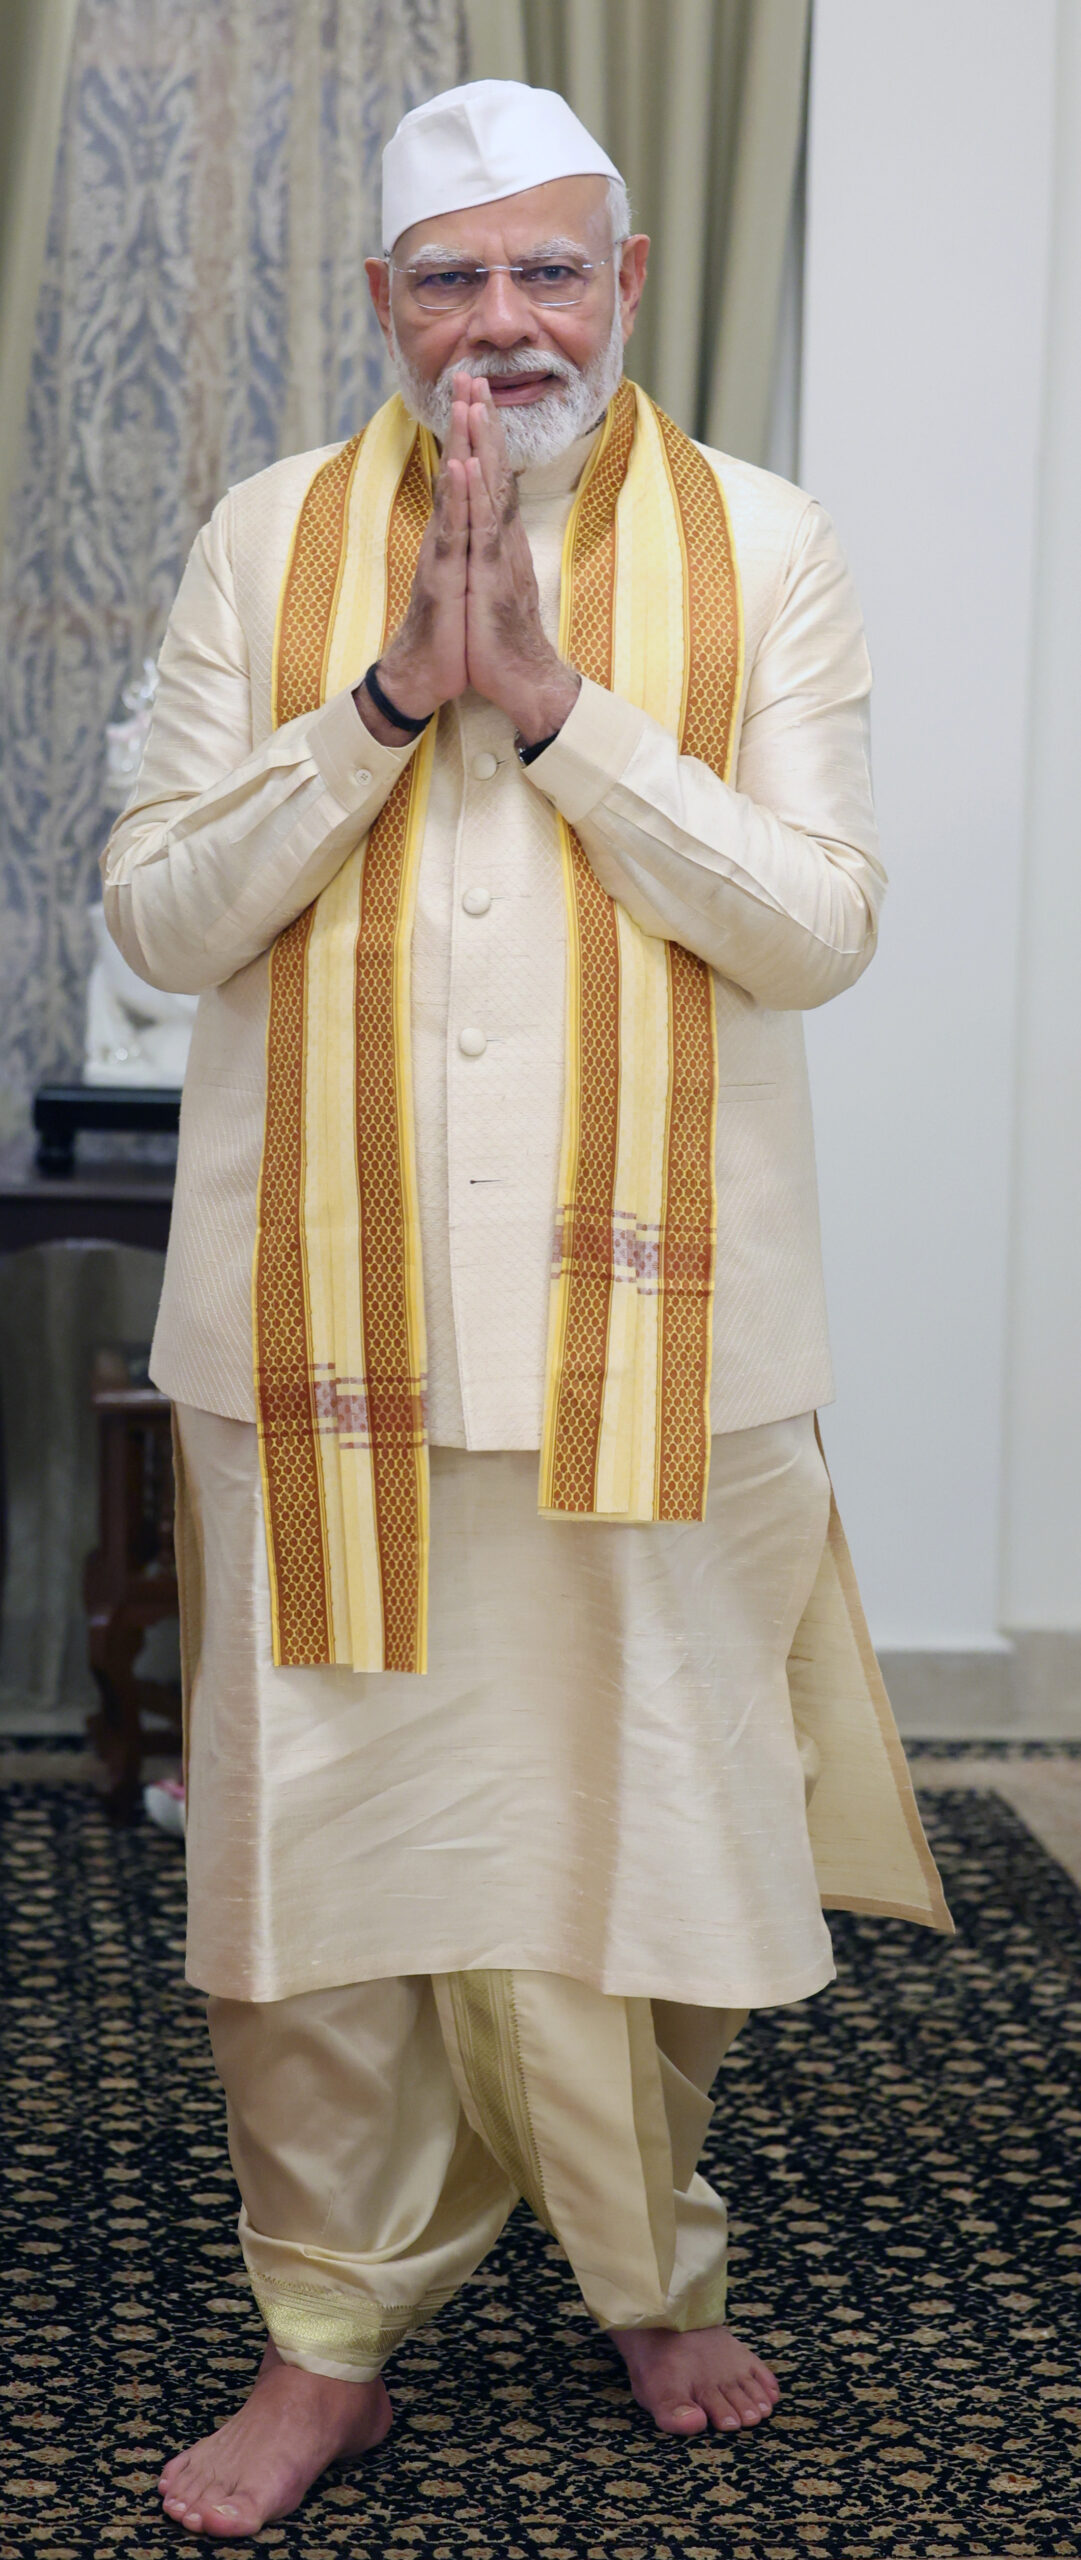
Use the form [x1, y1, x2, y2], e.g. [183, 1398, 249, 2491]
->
[404, 260, 597, 310]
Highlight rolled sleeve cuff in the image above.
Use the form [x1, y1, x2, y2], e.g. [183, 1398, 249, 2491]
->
[306, 685, 420, 812]
[521, 675, 647, 825]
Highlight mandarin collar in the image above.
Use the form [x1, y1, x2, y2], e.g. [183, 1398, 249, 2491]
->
[513, 417, 606, 502]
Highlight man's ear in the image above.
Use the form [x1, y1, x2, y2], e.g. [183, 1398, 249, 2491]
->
[618, 234, 650, 345]
[365, 257, 393, 352]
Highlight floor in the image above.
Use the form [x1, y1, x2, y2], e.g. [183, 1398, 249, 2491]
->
[907, 1747, 1081, 1889]
[3, 1768, 1078, 2558]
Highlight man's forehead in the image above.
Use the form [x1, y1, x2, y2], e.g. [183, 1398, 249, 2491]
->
[392, 174, 610, 262]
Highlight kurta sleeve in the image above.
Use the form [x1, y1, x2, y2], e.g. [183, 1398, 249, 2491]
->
[101, 491, 418, 994]
[522, 497, 887, 1012]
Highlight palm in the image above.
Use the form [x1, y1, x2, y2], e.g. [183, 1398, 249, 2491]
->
[405, 499, 469, 698]
[376, 381, 474, 719]
[462, 386, 579, 740]
[365, 374, 574, 741]
[465, 527, 544, 700]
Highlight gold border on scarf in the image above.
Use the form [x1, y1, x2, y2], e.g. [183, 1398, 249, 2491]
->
[255, 434, 366, 1664]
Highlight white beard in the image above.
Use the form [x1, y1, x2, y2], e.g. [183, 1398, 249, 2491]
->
[388, 292, 626, 469]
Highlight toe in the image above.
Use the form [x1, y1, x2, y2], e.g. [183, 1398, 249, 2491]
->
[703, 2388, 742, 2431]
[730, 2379, 770, 2425]
[656, 2397, 710, 2436]
[198, 2495, 253, 2534]
[162, 2452, 200, 2498]
[749, 2373, 779, 2418]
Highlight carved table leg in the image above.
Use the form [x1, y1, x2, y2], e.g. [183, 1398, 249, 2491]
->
[86, 1605, 147, 1826]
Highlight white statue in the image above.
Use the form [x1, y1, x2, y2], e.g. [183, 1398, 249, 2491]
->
[105, 656, 159, 797]
[85, 659, 197, 1087]
[84, 907, 197, 1086]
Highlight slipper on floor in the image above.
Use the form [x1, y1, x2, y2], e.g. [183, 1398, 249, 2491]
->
[143, 1777, 186, 1839]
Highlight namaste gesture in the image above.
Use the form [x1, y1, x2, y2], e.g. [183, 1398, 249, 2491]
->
[357, 372, 582, 750]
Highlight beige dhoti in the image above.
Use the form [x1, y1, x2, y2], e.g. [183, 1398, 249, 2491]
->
[180, 1403, 949, 2376]
[208, 1967, 746, 2379]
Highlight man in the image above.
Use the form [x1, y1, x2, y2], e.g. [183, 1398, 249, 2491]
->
[103, 80, 950, 2540]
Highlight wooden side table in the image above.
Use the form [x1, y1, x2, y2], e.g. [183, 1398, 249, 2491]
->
[33, 1083, 181, 1178]
[84, 1372, 182, 1823]
[0, 1157, 174, 1257]
[0, 1156, 174, 1660]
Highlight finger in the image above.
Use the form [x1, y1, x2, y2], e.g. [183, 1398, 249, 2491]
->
[465, 452, 498, 552]
[442, 390, 471, 474]
[466, 381, 499, 460]
[425, 457, 468, 573]
[444, 455, 469, 519]
[468, 401, 493, 505]
[433, 405, 470, 517]
[451, 369, 483, 443]
[441, 369, 479, 473]
[484, 399, 516, 518]
[470, 396, 509, 512]
[475, 380, 510, 470]
[437, 456, 469, 549]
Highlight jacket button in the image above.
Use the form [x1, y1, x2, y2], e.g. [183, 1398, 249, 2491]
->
[458, 1026, 487, 1057]
[354, 767, 372, 787]
[462, 886, 492, 916]
[471, 750, 498, 779]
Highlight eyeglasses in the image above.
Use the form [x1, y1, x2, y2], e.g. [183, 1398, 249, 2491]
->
[389, 252, 618, 312]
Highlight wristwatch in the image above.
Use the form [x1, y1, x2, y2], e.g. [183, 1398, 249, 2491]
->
[515, 729, 560, 766]
[361, 660, 431, 739]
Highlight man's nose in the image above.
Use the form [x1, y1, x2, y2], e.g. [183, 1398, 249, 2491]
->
[464, 268, 540, 344]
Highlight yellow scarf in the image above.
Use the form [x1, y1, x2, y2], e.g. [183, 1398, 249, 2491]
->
[254, 382, 743, 1670]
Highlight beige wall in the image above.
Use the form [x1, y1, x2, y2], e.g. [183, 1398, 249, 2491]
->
[800, 0, 1063, 1650]
[1001, 0, 1081, 1632]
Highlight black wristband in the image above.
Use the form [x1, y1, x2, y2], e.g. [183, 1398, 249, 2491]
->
[362, 660, 432, 738]
[516, 730, 559, 767]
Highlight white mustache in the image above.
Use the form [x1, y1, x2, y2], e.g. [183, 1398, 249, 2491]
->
[442, 351, 574, 389]
[389, 289, 625, 469]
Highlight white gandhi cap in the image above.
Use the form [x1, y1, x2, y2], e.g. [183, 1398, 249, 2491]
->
[382, 79, 622, 253]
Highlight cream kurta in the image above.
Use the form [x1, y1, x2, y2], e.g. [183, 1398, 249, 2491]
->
[102, 423, 886, 1444]
[174, 1400, 948, 2006]
[108, 402, 950, 1988]
[177, 1405, 835, 2005]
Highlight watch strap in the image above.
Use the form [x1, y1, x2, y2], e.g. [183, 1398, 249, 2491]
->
[362, 660, 432, 738]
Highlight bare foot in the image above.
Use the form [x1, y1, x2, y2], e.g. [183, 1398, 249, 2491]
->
[157, 2340, 392, 2537]
[610, 2323, 780, 2437]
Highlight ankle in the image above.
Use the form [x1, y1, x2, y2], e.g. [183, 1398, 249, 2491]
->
[269, 2353, 386, 2397]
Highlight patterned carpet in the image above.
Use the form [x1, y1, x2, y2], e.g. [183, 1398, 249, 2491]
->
[1, 1778, 1078, 2559]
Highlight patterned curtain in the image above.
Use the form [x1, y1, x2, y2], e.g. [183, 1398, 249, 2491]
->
[0, 0, 466, 1147]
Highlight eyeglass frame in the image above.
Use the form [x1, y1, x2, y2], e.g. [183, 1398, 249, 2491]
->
[383, 248, 624, 310]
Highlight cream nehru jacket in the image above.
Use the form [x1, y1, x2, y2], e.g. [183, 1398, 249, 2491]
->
[101, 411, 886, 1445]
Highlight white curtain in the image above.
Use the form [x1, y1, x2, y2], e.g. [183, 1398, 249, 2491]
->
[0, 0, 466, 1147]
[0, 0, 81, 559]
